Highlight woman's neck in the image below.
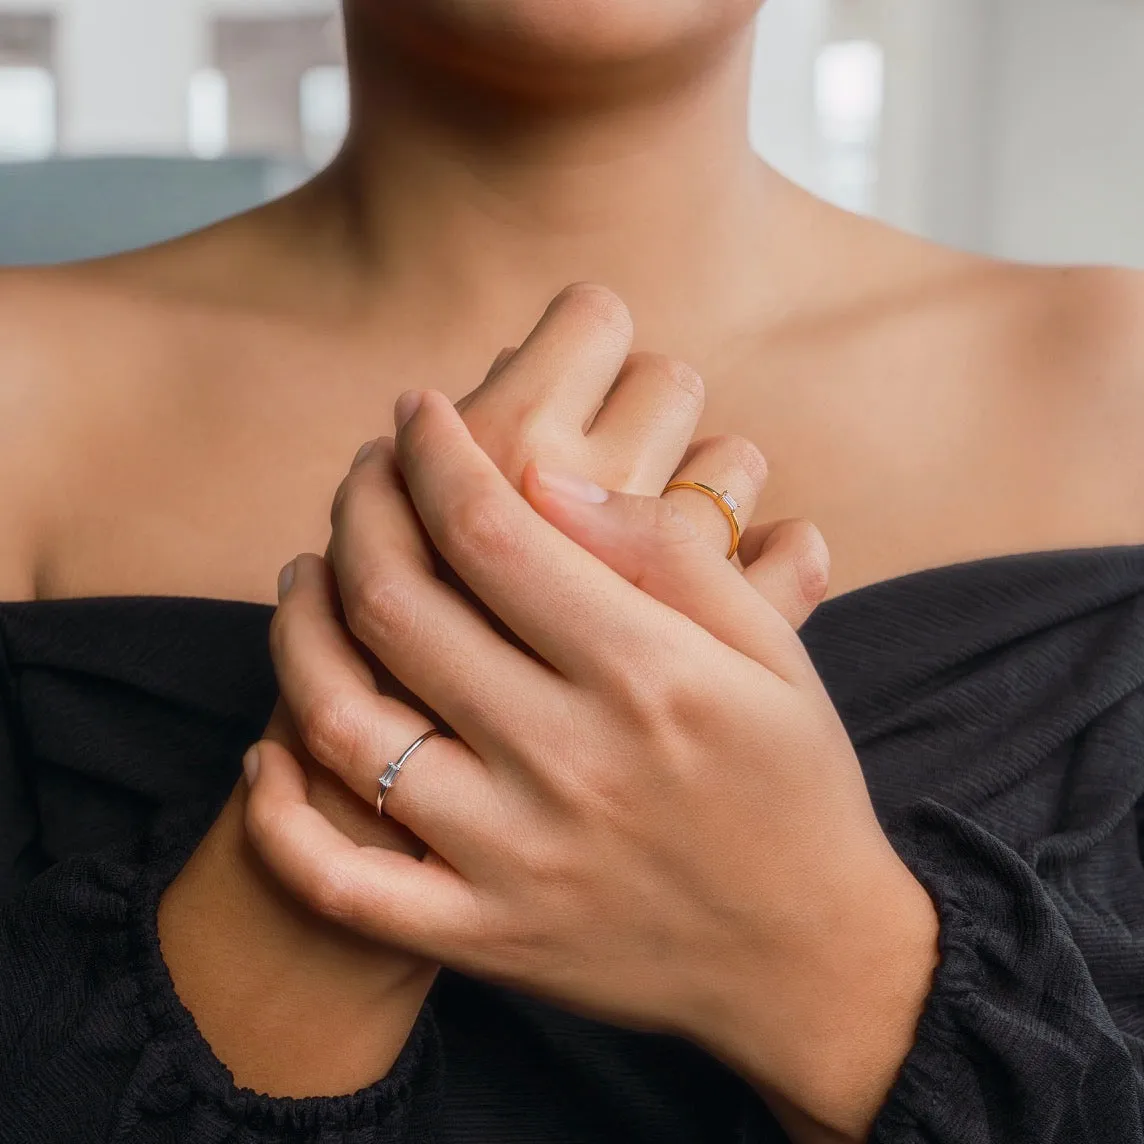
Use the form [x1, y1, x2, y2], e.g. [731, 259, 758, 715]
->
[297, 21, 797, 364]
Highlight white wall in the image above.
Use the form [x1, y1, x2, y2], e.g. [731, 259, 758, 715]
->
[749, 0, 828, 196]
[2, 0, 339, 154]
[56, 0, 205, 153]
[988, 0, 1144, 268]
[874, 0, 1001, 254]
[781, 0, 1144, 270]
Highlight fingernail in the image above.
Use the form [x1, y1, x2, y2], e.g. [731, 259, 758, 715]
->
[277, 559, 296, 600]
[243, 744, 261, 786]
[536, 468, 609, 504]
[353, 439, 377, 467]
[394, 390, 424, 432]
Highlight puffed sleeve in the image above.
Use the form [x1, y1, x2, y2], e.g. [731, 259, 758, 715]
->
[0, 639, 443, 1142]
[0, 804, 445, 1142]
[868, 798, 1144, 1143]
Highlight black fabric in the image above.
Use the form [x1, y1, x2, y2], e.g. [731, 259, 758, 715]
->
[2, 544, 1144, 1142]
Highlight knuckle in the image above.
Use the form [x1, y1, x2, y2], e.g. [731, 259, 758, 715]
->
[330, 460, 377, 531]
[452, 489, 523, 564]
[791, 519, 832, 603]
[309, 858, 362, 927]
[713, 433, 769, 487]
[665, 359, 705, 408]
[624, 352, 705, 409]
[557, 283, 634, 342]
[296, 685, 364, 767]
[505, 402, 551, 456]
[465, 389, 549, 453]
[345, 568, 419, 647]
[246, 801, 289, 868]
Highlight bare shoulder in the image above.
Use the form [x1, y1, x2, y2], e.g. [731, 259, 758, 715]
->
[995, 261, 1144, 382]
[993, 261, 1144, 441]
[981, 260, 1144, 535]
[788, 203, 1144, 557]
[0, 264, 107, 599]
[838, 200, 1144, 373]
[0, 256, 193, 600]
[866, 234, 1144, 413]
[0, 196, 352, 604]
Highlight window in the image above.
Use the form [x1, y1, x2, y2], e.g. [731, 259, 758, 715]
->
[188, 68, 229, 159]
[814, 40, 884, 215]
[300, 64, 348, 168]
[0, 66, 55, 160]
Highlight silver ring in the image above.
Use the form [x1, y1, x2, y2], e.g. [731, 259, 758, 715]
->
[376, 728, 444, 818]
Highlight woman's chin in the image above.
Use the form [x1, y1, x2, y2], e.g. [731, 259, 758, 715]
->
[348, 0, 761, 76]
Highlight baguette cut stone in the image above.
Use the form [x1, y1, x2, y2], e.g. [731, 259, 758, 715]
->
[720, 491, 739, 513]
[380, 762, 402, 788]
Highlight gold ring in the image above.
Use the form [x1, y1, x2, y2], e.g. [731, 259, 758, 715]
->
[663, 481, 742, 560]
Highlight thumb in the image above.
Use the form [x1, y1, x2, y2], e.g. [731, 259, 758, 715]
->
[520, 461, 812, 662]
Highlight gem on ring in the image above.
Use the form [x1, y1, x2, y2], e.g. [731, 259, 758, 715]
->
[376, 727, 445, 818]
[663, 480, 743, 560]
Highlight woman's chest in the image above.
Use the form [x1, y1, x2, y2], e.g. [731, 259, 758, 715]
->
[31, 318, 1144, 607]
[701, 326, 1144, 601]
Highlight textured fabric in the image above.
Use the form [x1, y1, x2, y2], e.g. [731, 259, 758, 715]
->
[2, 544, 1144, 1141]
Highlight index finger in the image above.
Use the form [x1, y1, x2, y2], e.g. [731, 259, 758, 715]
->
[394, 389, 695, 683]
[460, 283, 634, 430]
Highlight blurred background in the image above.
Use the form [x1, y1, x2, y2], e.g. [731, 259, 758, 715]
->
[0, 0, 1141, 267]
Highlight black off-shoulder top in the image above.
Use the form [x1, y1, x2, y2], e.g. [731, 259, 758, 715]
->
[2, 546, 1144, 1142]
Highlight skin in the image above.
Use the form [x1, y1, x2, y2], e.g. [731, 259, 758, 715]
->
[160, 290, 837, 1115]
[247, 386, 941, 1140]
[0, 0, 1142, 1135]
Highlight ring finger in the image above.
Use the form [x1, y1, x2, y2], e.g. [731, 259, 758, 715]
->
[663, 434, 768, 563]
[586, 352, 706, 493]
[271, 552, 508, 867]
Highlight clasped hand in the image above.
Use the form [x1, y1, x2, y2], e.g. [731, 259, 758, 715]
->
[244, 287, 939, 1138]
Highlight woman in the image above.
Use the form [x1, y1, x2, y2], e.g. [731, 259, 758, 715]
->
[2, 0, 1143, 1139]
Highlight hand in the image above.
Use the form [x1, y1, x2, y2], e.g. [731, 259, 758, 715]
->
[246, 390, 939, 1135]
[266, 282, 829, 860]
[160, 284, 835, 1101]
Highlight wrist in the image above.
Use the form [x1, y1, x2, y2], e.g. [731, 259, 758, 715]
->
[697, 851, 940, 1141]
[159, 779, 437, 1096]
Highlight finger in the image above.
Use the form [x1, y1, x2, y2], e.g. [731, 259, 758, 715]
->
[738, 518, 832, 631]
[270, 552, 506, 865]
[662, 434, 768, 561]
[394, 389, 675, 682]
[331, 435, 568, 738]
[245, 737, 476, 957]
[585, 352, 705, 493]
[460, 283, 633, 429]
[455, 346, 518, 418]
[520, 461, 811, 676]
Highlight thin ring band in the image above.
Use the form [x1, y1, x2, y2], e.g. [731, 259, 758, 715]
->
[663, 481, 743, 560]
[376, 728, 444, 818]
